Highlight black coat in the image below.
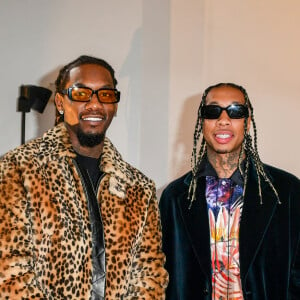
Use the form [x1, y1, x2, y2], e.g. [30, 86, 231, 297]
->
[159, 162, 300, 300]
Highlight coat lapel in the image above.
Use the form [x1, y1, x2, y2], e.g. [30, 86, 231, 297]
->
[239, 163, 278, 280]
[178, 163, 279, 283]
[177, 176, 211, 279]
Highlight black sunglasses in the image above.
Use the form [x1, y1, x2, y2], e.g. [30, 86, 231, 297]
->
[60, 86, 120, 103]
[200, 104, 249, 119]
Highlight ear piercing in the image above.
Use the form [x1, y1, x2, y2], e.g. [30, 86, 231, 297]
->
[59, 110, 64, 115]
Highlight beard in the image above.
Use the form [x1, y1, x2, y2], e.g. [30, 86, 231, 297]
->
[77, 128, 105, 147]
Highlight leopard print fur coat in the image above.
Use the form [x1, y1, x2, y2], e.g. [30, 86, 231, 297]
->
[0, 123, 168, 299]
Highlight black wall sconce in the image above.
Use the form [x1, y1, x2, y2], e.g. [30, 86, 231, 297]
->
[17, 85, 52, 145]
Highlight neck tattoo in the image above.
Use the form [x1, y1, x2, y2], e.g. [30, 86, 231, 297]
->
[208, 151, 240, 178]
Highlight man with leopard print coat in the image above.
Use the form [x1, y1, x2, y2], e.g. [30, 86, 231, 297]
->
[0, 56, 168, 299]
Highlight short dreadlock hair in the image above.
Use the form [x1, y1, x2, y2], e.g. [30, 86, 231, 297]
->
[55, 55, 118, 92]
[188, 83, 280, 207]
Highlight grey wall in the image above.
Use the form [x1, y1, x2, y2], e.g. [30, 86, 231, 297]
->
[0, 0, 169, 187]
[1, 0, 299, 191]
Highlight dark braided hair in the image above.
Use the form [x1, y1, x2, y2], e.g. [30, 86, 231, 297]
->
[55, 55, 118, 92]
[188, 83, 280, 207]
[54, 55, 118, 124]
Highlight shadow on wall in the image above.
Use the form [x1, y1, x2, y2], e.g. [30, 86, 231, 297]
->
[119, 28, 142, 165]
[119, 0, 170, 187]
[170, 93, 203, 181]
[157, 93, 202, 202]
[35, 67, 62, 138]
[156, 93, 202, 201]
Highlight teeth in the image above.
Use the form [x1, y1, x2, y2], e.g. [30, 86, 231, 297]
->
[216, 134, 231, 138]
[83, 117, 103, 121]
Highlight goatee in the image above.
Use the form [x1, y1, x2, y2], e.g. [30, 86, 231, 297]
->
[77, 128, 105, 147]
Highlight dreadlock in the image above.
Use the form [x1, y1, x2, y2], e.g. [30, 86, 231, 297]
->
[188, 83, 280, 208]
[54, 55, 118, 124]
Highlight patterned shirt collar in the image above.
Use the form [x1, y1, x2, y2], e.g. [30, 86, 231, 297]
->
[197, 155, 245, 186]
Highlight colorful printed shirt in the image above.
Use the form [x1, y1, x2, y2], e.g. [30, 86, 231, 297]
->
[198, 158, 244, 299]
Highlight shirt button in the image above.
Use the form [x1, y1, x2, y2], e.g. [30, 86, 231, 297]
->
[203, 288, 209, 295]
[244, 290, 252, 299]
[221, 180, 227, 185]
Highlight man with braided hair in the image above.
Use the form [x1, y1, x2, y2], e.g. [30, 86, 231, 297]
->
[159, 83, 300, 299]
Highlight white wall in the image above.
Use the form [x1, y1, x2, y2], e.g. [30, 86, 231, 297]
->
[168, 0, 300, 185]
[1, 0, 299, 192]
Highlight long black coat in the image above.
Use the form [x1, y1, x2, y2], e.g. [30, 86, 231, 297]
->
[159, 162, 300, 300]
